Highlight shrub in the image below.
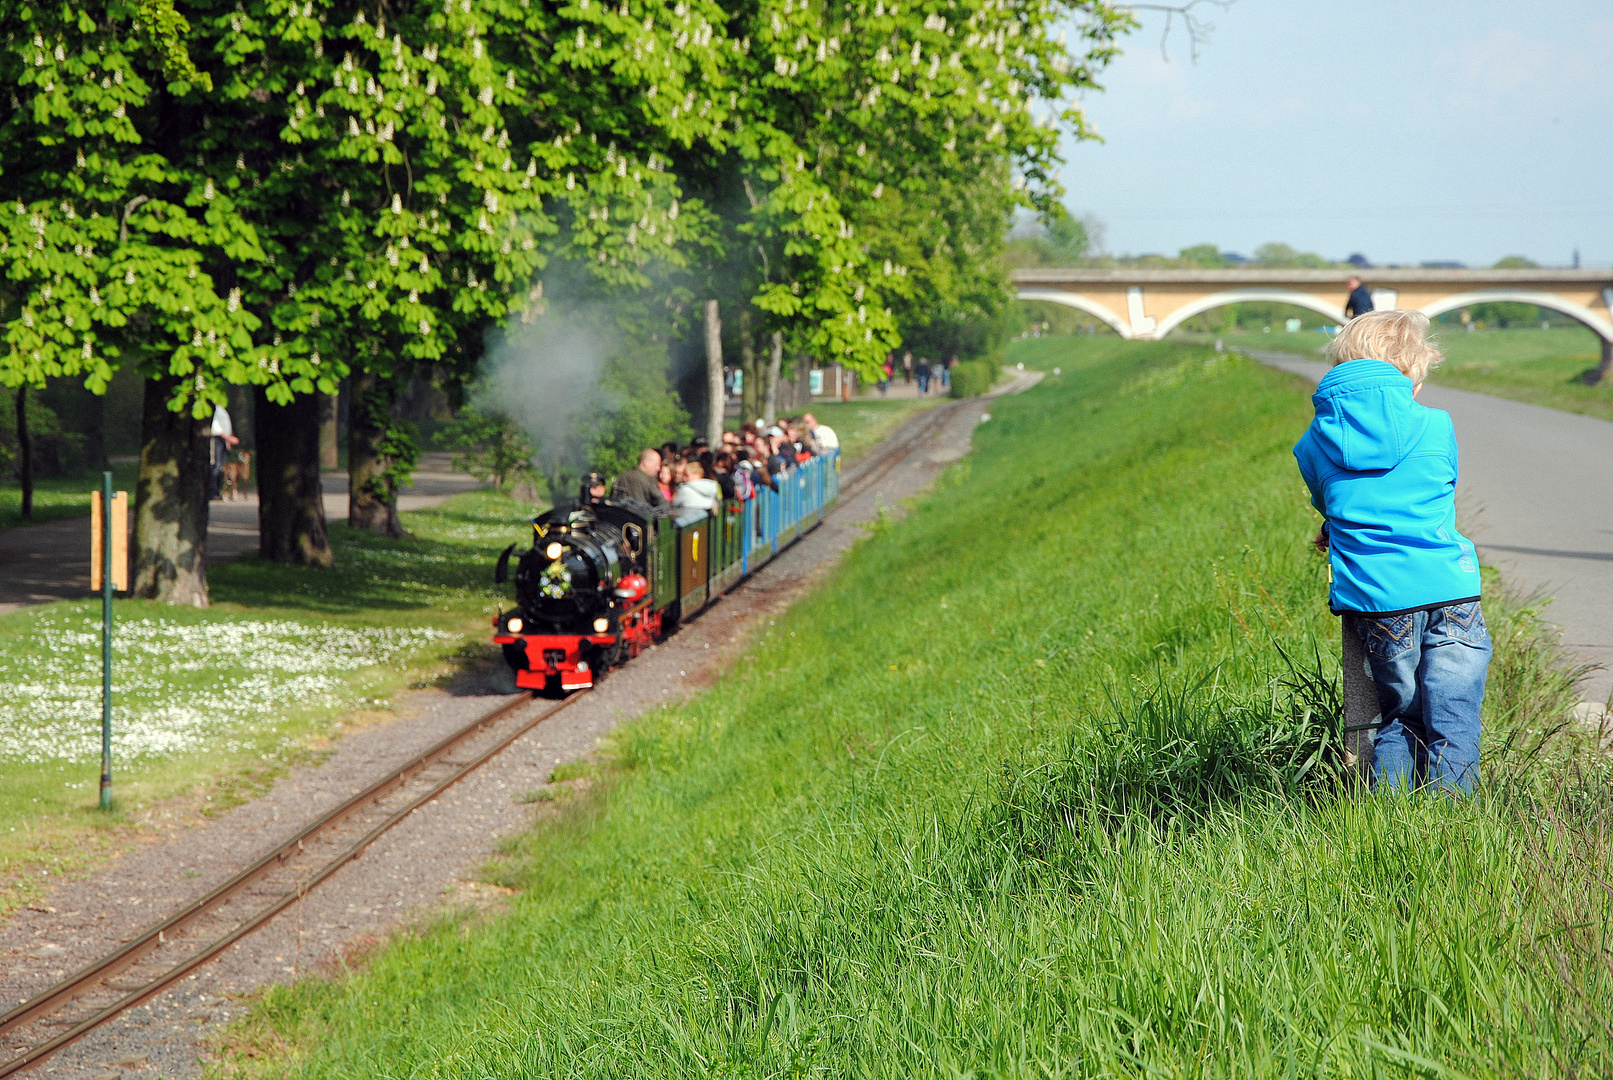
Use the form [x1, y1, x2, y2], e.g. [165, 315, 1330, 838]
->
[948, 357, 999, 398]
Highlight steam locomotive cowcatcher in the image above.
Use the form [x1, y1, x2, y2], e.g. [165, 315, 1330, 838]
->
[492, 452, 840, 693]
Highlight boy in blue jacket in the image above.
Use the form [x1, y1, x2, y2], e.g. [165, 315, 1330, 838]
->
[1293, 310, 1490, 793]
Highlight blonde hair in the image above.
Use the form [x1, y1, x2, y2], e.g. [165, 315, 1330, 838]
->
[1326, 309, 1443, 385]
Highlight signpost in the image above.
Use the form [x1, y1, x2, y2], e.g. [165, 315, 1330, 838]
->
[90, 473, 127, 811]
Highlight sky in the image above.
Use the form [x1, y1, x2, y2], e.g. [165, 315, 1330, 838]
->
[1055, 0, 1613, 267]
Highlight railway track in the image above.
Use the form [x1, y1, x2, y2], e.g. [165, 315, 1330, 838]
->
[0, 692, 575, 1077]
[0, 393, 981, 1077]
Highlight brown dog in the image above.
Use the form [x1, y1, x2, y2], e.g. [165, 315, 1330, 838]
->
[221, 450, 253, 500]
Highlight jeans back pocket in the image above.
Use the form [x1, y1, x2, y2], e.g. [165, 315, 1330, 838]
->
[1438, 602, 1489, 647]
[1358, 613, 1417, 662]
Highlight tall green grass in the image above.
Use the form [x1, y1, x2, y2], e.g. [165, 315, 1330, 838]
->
[215, 338, 1611, 1080]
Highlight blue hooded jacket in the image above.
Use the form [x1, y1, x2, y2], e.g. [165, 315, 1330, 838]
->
[1293, 359, 1481, 616]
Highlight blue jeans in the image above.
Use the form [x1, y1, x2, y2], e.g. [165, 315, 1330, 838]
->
[1353, 603, 1491, 793]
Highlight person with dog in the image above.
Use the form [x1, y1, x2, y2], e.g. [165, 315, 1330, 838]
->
[1293, 310, 1490, 794]
[209, 404, 240, 501]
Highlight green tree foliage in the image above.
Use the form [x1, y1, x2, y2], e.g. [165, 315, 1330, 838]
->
[4, 0, 1135, 581]
[1252, 241, 1332, 269]
[436, 406, 535, 492]
[1177, 242, 1228, 268]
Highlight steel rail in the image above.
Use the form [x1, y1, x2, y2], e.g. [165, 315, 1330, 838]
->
[0, 392, 981, 1077]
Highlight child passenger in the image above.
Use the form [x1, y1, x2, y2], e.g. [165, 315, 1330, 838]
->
[1293, 310, 1490, 793]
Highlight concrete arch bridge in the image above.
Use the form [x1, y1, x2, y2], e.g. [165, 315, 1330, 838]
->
[1013, 267, 1613, 372]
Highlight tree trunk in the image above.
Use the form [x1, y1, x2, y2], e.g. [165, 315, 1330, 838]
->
[131, 374, 210, 606]
[703, 299, 724, 445]
[347, 371, 408, 538]
[762, 331, 782, 426]
[253, 386, 334, 566]
[14, 387, 32, 519]
[1586, 338, 1613, 386]
[318, 390, 340, 470]
[739, 308, 760, 425]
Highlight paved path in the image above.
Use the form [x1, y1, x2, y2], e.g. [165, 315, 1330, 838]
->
[1252, 350, 1613, 707]
[0, 453, 482, 615]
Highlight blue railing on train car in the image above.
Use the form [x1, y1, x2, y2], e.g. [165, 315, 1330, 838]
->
[741, 450, 838, 574]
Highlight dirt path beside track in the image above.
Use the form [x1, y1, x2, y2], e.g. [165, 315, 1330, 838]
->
[0, 372, 1039, 1080]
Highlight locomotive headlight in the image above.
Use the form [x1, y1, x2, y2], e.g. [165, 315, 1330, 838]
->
[506, 616, 523, 634]
[545, 542, 563, 560]
[593, 618, 609, 634]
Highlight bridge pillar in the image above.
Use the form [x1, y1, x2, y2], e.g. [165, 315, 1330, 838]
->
[1590, 336, 1613, 386]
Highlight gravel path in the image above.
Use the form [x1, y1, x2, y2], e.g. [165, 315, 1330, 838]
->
[1, 376, 1036, 1080]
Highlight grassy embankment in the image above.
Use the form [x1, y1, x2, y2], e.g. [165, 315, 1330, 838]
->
[216, 338, 1611, 1078]
[1201, 325, 1613, 421]
[0, 404, 918, 912]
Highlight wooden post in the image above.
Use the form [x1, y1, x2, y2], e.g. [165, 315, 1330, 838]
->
[1341, 614, 1379, 787]
[92, 475, 127, 810]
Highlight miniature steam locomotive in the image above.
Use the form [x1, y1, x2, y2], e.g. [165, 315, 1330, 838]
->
[492, 453, 839, 694]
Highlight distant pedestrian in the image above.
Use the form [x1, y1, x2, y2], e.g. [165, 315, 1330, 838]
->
[1294, 310, 1488, 794]
[915, 359, 931, 394]
[902, 351, 913, 385]
[1345, 276, 1374, 319]
[209, 404, 239, 501]
[942, 357, 954, 389]
[878, 355, 892, 397]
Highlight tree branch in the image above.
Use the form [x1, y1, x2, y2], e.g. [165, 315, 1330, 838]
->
[119, 195, 151, 244]
[1122, 0, 1233, 63]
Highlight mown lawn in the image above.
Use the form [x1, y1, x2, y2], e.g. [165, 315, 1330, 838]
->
[0, 489, 535, 912]
[215, 338, 1610, 1078]
[0, 461, 140, 533]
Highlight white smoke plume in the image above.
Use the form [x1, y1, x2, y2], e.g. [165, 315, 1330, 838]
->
[475, 306, 617, 501]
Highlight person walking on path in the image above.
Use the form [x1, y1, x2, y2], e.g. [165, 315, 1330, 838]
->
[209, 404, 239, 501]
[916, 359, 931, 395]
[1293, 310, 1490, 793]
[902, 351, 913, 385]
[1344, 275, 1375, 320]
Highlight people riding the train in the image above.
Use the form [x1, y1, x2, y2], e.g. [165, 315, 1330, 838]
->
[672, 459, 721, 516]
[610, 447, 667, 508]
[579, 472, 608, 508]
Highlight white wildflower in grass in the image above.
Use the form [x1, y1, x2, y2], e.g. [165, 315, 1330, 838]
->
[0, 617, 453, 765]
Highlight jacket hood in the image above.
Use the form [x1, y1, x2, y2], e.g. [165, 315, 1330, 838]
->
[1307, 359, 1430, 472]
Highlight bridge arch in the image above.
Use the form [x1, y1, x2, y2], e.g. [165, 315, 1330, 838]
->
[1151, 289, 1348, 341]
[1015, 287, 1131, 338]
[1419, 289, 1613, 343]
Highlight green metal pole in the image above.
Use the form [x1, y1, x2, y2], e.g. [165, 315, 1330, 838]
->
[99, 470, 113, 811]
